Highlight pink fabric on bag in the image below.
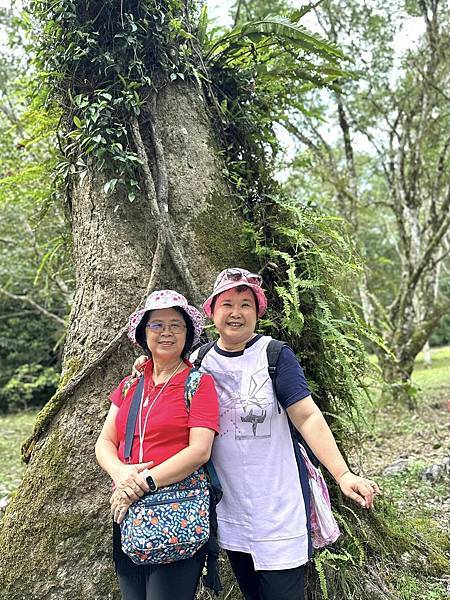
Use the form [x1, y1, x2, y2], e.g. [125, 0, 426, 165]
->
[299, 444, 341, 549]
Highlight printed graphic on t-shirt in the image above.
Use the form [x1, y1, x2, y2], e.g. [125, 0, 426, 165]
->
[207, 369, 241, 438]
[208, 368, 274, 440]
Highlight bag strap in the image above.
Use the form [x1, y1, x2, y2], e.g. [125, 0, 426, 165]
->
[193, 341, 215, 369]
[266, 339, 287, 381]
[124, 374, 145, 462]
[122, 374, 137, 399]
[267, 339, 320, 468]
[184, 367, 203, 410]
[184, 367, 222, 500]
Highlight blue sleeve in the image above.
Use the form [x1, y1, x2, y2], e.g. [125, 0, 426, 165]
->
[274, 346, 311, 409]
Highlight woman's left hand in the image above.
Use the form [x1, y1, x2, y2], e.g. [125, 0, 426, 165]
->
[338, 472, 380, 509]
[110, 489, 133, 524]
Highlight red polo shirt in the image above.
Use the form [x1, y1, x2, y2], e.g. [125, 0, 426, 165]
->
[110, 359, 219, 466]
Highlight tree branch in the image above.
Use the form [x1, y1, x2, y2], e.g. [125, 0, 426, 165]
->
[389, 191, 450, 325]
[0, 288, 66, 326]
[284, 119, 333, 167]
[147, 95, 169, 213]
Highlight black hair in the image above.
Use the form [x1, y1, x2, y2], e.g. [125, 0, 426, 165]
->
[135, 307, 195, 358]
[210, 284, 259, 314]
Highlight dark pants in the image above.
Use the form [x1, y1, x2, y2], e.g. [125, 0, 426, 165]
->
[227, 550, 305, 600]
[117, 546, 207, 600]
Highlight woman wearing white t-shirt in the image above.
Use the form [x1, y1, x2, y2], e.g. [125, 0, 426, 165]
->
[134, 268, 379, 600]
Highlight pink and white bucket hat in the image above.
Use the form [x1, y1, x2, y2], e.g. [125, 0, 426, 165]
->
[203, 268, 267, 318]
[128, 290, 204, 347]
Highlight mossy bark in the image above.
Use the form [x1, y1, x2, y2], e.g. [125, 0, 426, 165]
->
[0, 83, 245, 599]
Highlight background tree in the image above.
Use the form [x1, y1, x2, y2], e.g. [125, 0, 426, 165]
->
[283, 0, 450, 400]
[0, 6, 73, 411]
[0, 1, 446, 599]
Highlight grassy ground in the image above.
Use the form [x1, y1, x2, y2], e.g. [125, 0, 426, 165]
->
[413, 345, 450, 398]
[359, 346, 448, 480]
[352, 346, 450, 600]
[0, 410, 37, 501]
[0, 348, 449, 598]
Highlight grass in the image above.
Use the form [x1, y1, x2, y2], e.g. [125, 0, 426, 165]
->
[361, 345, 448, 436]
[358, 346, 450, 600]
[412, 345, 450, 399]
[0, 410, 37, 499]
[392, 576, 450, 600]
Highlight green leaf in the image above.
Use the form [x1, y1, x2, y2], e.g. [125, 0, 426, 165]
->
[243, 17, 343, 57]
[197, 4, 208, 46]
[33, 238, 64, 287]
[73, 115, 82, 128]
[289, 5, 316, 22]
[207, 15, 344, 62]
[103, 179, 118, 194]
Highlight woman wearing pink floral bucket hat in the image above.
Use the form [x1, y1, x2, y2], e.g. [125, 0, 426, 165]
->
[131, 272, 380, 600]
[128, 289, 205, 353]
[95, 290, 220, 600]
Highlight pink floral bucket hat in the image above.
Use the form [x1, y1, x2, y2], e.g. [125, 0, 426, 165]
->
[203, 268, 268, 318]
[128, 290, 204, 347]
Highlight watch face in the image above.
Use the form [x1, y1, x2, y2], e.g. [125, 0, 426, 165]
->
[146, 475, 157, 492]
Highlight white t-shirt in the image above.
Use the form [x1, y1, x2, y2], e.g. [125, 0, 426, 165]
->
[191, 335, 308, 570]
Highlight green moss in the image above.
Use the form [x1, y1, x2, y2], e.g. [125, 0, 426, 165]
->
[21, 356, 83, 462]
[406, 518, 449, 573]
[193, 189, 249, 270]
[0, 430, 68, 585]
[391, 573, 449, 600]
[301, 492, 450, 600]
[58, 356, 83, 390]
[0, 425, 121, 599]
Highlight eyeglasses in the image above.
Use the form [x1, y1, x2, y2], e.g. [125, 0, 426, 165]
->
[146, 322, 186, 334]
[220, 269, 262, 287]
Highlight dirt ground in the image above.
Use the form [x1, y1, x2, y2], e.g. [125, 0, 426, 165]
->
[351, 384, 449, 536]
[361, 394, 448, 474]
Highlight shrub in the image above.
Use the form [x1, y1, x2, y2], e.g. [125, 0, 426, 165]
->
[0, 363, 59, 412]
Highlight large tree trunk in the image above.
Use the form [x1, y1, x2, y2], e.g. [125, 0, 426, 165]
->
[0, 83, 248, 599]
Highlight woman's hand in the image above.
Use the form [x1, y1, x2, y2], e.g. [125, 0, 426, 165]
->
[132, 355, 147, 377]
[111, 461, 153, 502]
[338, 471, 380, 509]
[110, 488, 133, 524]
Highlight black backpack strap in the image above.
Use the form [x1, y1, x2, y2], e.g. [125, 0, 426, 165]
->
[124, 375, 145, 462]
[267, 339, 320, 468]
[266, 339, 287, 382]
[193, 341, 215, 369]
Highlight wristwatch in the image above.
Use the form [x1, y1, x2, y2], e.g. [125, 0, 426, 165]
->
[146, 474, 158, 493]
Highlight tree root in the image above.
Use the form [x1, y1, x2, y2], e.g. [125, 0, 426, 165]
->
[130, 112, 203, 306]
[21, 324, 127, 463]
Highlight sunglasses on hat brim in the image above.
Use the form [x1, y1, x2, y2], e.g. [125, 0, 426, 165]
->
[218, 269, 262, 287]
